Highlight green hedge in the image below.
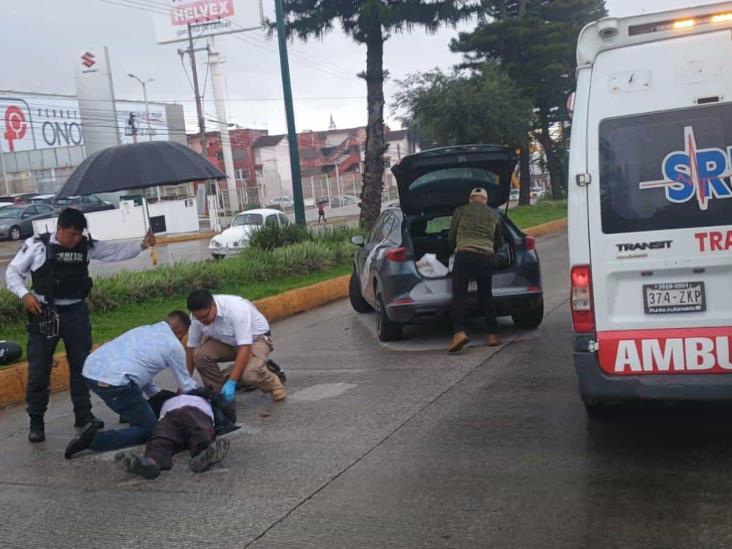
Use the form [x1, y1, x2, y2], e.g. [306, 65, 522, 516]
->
[0, 240, 353, 334]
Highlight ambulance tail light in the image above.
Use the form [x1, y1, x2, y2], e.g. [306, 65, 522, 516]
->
[384, 247, 411, 263]
[571, 265, 595, 333]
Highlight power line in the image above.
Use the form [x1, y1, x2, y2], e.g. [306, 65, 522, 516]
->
[97, 0, 356, 80]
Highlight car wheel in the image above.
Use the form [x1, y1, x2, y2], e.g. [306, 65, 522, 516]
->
[511, 300, 544, 329]
[375, 288, 403, 342]
[349, 269, 373, 313]
[211, 254, 224, 261]
[9, 226, 22, 241]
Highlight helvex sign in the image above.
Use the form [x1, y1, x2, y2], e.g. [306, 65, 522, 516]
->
[171, 0, 234, 25]
[598, 327, 732, 374]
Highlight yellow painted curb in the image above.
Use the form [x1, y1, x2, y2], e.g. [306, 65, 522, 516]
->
[523, 218, 567, 238]
[0, 217, 566, 409]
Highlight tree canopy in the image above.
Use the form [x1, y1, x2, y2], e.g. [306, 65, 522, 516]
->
[277, 0, 483, 229]
[451, 0, 607, 197]
[394, 63, 534, 149]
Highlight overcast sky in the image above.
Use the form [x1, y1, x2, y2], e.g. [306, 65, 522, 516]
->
[0, 0, 724, 135]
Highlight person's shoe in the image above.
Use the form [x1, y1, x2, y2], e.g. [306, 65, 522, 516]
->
[190, 438, 230, 473]
[28, 416, 45, 443]
[64, 422, 98, 459]
[114, 452, 161, 479]
[266, 359, 287, 384]
[271, 378, 287, 402]
[487, 334, 499, 347]
[448, 331, 469, 353]
[74, 414, 105, 430]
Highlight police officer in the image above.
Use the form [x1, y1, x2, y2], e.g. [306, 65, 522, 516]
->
[5, 207, 155, 443]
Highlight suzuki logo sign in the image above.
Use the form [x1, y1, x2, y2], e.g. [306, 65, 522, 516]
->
[639, 126, 732, 211]
[81, 52, 96, 68]
[3, 105, 27, 152]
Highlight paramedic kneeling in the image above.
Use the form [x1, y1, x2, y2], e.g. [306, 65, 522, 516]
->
[447, 187, 503, 353]
[186, 289, 287, 403]
[64, 311, 198, 459]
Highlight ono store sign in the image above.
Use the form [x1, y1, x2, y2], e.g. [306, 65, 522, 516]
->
[0, 96, 172, 153]
[1, 96, 84, 153]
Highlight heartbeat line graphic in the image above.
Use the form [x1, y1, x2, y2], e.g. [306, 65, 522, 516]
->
[638, 126, 732, 211]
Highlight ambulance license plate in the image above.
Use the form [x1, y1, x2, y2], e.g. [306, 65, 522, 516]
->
[643, 281, 706, 314]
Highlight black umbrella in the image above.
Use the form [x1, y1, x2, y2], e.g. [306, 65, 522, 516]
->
[56, 141, 227, 265]
[57, 141, 226, 198]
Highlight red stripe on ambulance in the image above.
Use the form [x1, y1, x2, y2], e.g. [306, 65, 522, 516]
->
[597, 327, 732, 374]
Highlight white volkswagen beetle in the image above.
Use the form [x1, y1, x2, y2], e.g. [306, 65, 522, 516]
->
[209, 208, 290, 259]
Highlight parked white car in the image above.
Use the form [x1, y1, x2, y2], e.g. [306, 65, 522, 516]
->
[209, 208, 290, 259]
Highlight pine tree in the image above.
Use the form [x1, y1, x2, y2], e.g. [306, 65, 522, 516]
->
[278, 0, 482, 229]
[452, 0, 607, 199]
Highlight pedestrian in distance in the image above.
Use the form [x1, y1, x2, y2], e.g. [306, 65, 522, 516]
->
[5, 207, 155, 443]
[114, 387, 235, 479]
[447, 188, 503, 353]
[64, 311, 198, 459]
[318, 201, 327, 223]
[186, 289, 287, 403]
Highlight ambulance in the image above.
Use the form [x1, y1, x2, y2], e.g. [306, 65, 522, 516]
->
[568, 3, 732, 415]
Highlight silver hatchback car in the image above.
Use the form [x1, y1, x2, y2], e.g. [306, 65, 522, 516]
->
[349, 145, 543, 341]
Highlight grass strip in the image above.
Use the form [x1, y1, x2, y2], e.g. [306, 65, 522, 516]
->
[0, 263, 351, 367]
[506, 199, 567, 229]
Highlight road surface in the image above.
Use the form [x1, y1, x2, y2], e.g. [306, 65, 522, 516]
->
[3, 230, 731, 547]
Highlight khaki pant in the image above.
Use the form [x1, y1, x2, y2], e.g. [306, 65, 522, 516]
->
[192, 337, 280, 394]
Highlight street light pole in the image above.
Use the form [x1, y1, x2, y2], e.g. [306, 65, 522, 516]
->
[129, 73, 159, 200]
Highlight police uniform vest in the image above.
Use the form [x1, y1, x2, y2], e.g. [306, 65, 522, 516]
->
[31, 233, 94, 300]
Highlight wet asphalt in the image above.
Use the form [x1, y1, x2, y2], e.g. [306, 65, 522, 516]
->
[2, 229, 732, 547]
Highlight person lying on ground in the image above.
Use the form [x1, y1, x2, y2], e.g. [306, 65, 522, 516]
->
[65, 311, 198, 459]
[114, 387, 237, 479]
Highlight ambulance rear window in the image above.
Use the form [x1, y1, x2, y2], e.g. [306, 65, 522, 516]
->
[599, 103, 732, 234]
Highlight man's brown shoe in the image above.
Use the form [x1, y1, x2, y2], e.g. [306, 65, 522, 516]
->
[271, 378, 287, 402]
[487, 334, 499, 347]
[448, 331, 469, 353]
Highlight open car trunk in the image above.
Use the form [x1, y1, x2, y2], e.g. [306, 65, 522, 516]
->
[409, 213, 516, 279]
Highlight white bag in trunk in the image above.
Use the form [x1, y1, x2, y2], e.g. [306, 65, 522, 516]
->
[416, 253, 448, 278]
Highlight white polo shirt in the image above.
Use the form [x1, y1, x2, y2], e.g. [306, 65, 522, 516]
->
[187, 294, 270, 348]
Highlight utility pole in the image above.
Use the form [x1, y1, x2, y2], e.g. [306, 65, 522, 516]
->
[274, 0, 305, 225]
[180, 24, 219, 205]
[187, 24, 207, 158]
[208, 35, 240, 212]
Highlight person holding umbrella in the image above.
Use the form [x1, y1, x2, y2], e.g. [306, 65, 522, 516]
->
[5, 208, 155, 443]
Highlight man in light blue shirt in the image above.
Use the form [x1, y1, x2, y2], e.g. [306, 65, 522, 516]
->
[65, 311, 198, 459]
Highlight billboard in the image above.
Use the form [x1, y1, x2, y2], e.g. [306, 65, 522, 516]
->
[0, 94, 179, 152]
[0, 96, 84, 154]
[116, 101, 171, 145]
[153, 0, 263, 44]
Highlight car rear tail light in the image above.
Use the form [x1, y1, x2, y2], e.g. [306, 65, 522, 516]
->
[524, 235, 536, 251]
[384, 247, 410, 262]
[570, 265, 595, 333]
[391, 297, 415, 305]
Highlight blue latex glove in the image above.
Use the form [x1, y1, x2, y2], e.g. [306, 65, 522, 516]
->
[221, 379, 237, 402]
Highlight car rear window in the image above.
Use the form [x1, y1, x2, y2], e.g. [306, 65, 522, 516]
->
[599, 103, 732, 234]
[411, 167, 500, 193]
[232, 213, 263, 226]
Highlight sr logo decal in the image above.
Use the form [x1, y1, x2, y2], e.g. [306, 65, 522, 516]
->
[639, 126, 732, 210]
